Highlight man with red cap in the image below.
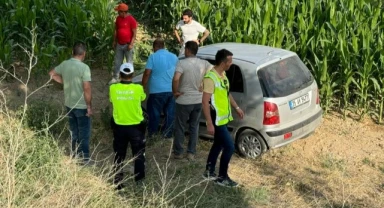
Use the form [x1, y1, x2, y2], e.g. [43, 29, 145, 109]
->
[109, 3, 138, 85]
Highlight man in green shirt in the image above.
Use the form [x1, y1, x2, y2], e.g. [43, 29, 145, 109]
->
[110, 63, 146, 189]
[49, 42, 92, 164]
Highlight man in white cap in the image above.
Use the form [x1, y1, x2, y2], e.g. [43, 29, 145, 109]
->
[109, 63, 147, 189]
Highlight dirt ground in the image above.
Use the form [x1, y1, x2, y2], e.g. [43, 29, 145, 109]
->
[2, 65, 384, 208]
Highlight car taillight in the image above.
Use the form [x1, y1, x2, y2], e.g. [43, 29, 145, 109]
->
[263, 101, 280, 125]
[316, 88, 320, 105]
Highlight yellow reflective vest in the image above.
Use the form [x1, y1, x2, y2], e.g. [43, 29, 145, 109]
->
[109, 82, 146, 125]
[205, 70, 233, 126]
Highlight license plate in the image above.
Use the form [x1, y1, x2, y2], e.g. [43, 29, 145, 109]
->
[289, 93, 310, 109]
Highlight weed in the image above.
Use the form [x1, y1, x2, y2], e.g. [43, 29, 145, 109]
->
[247, 187, 270, 204]
[321, 154, 346, 171]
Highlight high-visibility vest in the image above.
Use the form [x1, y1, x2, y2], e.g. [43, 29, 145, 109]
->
[109, 82, 146, 125]
[205, 70, 233, 126]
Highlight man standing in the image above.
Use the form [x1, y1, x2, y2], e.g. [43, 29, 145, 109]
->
[142, 38, 178, 138]
[109, 3, 137, 85]
[172, 41, 212, 160]
[174, 9, 210, 56]
[201, 49, 244, 187]
[49, 42, 92, 164]
[110, 63, 146, 189]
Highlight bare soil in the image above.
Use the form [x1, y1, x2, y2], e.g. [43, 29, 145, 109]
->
[2, 65, 383, 208]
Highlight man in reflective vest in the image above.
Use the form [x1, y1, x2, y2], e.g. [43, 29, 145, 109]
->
[110, 63, 146, 189]
[201, 49, 244, 188]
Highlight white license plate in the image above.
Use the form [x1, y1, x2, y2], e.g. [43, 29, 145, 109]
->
[289, 93, 310, 109]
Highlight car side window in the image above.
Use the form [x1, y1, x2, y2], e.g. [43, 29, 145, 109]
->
[226, 64, 244, 93]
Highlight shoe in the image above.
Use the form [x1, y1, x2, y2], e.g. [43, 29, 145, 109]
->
[173, 154, 183, 159]
[186, 153, 195, 161]
[108, 78, 119, 85]
[202, 170, 217, 180]
[214, 177, 239, 187]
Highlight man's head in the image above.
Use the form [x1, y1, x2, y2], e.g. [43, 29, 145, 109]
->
[184, 41, 198, 57]
[114, 3, 129, 17]
[72, 41, 87, 60]
[119, 63, 134, 80]
[215, 49, 233, 71]
[153, 38, 165, 52]
[182, 9, 193, 24]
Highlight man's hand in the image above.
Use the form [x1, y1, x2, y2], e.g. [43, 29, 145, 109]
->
[128, 43, 134, 50]
[173, 91, 184, 98]
[207, 122, 215, 135]
[86, 107, 93, 117]
[235, 108, 244, 119]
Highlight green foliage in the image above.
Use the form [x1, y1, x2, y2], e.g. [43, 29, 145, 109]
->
[24, 101, 67, 137]
[134, 0, 384, 121]
[0, 0, 118, 72]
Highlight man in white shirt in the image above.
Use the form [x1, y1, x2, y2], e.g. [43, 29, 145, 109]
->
[174, 9, 210, 56]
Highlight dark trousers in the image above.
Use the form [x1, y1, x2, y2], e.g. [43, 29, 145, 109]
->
[147, 92, 175, 138]
[206, 111, 235, 179]
[113, 121, 146, 183]
[173, 103, 202, 155]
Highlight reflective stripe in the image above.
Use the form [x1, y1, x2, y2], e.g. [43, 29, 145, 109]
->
[205, 71, 233, 126]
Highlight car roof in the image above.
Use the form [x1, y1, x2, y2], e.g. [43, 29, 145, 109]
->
[197, 42, 296, 66]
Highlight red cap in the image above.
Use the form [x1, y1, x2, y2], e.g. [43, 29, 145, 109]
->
[114, 3, 128, 12]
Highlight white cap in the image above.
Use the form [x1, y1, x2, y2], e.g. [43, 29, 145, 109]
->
[119, 63, 134, 75]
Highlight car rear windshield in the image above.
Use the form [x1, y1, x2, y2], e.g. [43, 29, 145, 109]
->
[257, 56, 314, 97]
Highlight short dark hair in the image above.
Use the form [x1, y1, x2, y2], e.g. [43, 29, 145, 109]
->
[153, 38, 165, 49]
[182, 9, 193, 17]
[215, 49, 233, 65]
[72, 41, 86, 56]
[185, 41, 198, 55]
[119, 68, 133, 79]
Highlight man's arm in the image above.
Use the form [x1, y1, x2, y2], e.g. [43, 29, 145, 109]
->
[129, 28, 137, 50]
[229, 93, 244, 119]
[202, 92, 214, 135]
[142, 69, 151, 92]
[199, 29, 210, 44]
[172, 71, 183, 98]
[83, 81, 92, 116]
[49, 69, 63, 84]
[174, 28, 182, 45]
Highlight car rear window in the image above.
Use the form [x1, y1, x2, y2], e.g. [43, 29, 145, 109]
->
[257, 56, 314, 97]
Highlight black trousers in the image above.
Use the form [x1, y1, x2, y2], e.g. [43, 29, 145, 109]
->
[112, 120, 146, 183]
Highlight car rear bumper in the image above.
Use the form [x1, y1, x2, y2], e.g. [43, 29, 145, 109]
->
[265, 109, 323, 149]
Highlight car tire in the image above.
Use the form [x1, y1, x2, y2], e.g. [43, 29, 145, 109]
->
[236, 129, 266, 159]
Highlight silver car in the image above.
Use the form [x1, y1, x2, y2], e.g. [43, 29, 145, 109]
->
[134, 43, 323, 159]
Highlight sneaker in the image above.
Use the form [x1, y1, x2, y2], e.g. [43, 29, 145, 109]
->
[108, 78, 119, 85]
[173, 154, 183, 159]
[214, 177, 239, 188]
[202, 170, 217, 180]
[186, 153, 195, 161]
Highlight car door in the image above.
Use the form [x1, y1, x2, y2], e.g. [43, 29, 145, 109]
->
[198, 57, 246, 136]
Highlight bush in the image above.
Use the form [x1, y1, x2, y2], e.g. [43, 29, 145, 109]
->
[24, 101, 67, 138]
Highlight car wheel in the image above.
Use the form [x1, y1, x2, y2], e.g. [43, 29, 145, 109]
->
[236, 129, 266, 159]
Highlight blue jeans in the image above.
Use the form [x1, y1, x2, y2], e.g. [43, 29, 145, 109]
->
[66, 107, 91, 161]
[206, 115, 235, 179]
[173, 103, 202, 155]
[147, 92, 175, 138]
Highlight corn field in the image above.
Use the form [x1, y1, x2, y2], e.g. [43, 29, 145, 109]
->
[136, 0, 384, 122]
[0, 0, 118, 72]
